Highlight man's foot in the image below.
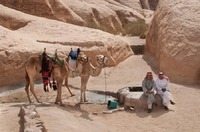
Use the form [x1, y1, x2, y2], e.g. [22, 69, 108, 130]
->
[148, 109, 152, 113]
[153, 102, 158, 107]
[164, 106, 169, 111]
[170, 100, 176, 105]
[130, 106, 134, 111]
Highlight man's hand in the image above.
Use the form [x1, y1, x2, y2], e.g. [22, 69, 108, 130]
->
[162, 88, 166, 92]
[146, 90, 154, 94]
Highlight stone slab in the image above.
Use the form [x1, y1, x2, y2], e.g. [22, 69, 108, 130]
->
[117, 86, 162, 109]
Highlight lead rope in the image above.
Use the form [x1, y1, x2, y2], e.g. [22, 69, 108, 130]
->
[104, 67, 107, 103]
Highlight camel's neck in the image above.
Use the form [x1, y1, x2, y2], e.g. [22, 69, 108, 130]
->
[89, 61, 103, 77]
[68, 61, 83, 78]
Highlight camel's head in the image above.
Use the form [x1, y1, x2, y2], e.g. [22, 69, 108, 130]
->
[77, 52, 89, 63]
[96, 55, 109, 66]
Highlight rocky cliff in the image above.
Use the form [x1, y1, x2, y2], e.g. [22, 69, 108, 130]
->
[0, 0, 156, 36]
[145, 0, 200, 84]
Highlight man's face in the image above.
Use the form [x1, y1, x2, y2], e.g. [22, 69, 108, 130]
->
[146, 73, 153, 79]
[158, 74, 164, 79]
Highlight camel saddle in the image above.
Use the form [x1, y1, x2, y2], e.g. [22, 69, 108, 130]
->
[39, 53, 64, 67]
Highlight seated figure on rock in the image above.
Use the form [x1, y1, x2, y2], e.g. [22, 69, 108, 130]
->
[155, 72, 175, 111]
[142, 72, 157, 113]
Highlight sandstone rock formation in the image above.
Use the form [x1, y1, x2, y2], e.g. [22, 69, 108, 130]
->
[0, 0, 155, 36]
[140, 0, 159, 10]
[145, 0, 200, 84]
[0, 5, 133, 86]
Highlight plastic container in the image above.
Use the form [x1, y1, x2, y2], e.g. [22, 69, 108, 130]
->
[107, 100, 118, 109]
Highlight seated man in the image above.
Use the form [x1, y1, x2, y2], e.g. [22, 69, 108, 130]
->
[155, 72, 175, 110]
[142, 72, 157, 113]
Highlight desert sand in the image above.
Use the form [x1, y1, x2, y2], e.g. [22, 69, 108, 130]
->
[0, 53, 200, 132]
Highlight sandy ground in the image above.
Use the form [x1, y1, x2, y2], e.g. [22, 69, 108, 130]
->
[0, 54, 200, 132]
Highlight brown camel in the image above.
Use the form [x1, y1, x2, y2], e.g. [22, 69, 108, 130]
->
[66, 54, 109, 103]
[24, 52, 88, 105]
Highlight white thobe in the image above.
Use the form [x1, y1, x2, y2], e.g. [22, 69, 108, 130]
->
[155, 78, 172, 107]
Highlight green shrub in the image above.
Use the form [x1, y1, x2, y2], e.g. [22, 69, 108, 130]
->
[86, 19, 147, 36]
[123, 19, 148, 36]
[85, 21, 119, 34]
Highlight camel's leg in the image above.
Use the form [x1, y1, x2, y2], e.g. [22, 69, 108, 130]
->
[64, 77, 75, 96]
[55, 80, 60, 104]
[83, 76, 90, 102]
[55, 78, 64, 105]
[29, 80, 40, 103]
[55, 93, 59, 104]
[80, 77, 85, 103]
[25, 80, 31, 103]
[80, 76, 90, 103]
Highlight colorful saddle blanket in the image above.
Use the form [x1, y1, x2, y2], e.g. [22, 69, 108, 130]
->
[39, 53, 64, 67]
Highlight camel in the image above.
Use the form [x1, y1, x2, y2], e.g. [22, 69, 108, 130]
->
[65, 54, 109, 103]
[24, 52, 88, 105]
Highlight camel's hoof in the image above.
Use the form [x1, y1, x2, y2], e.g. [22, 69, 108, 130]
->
[54, 102, 59, 104]
[84, 100, 88, 102]
[80, 101, 84, 104]
[60, 104, 65, 107]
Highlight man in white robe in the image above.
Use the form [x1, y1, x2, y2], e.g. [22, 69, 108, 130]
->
[142, 72, 157, 113]
[155, 72, 175, 110]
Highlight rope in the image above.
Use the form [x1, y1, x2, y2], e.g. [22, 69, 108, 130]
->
[103, 65, 117, 104]
[104, 67, 107, 103]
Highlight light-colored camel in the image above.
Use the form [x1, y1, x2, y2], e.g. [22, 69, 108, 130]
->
[66, 54, 109, 103]
[24, 53, 88, 105]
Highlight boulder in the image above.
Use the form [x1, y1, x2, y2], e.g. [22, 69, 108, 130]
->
[145, 0, 200, 84]
[18, 105, 46, 132]
[140, 0, 159, 10]
[117, 86, 162, 109]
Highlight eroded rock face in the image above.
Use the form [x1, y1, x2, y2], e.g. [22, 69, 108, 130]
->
[0, 0, 153, 35]
[0, 5, 133, 86]
[140, 0, 159, 10]
[145, 0, 200, 84]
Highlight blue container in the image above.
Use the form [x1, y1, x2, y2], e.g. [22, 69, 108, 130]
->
[107, 100, 118, 109]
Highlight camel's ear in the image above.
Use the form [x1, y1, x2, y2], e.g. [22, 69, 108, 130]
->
[104, 57, 109, 65]
[96, 55, 98, 60]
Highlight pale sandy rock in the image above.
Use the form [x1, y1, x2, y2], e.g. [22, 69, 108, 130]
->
[0, 5, 133, 86]
[140, 0, 159, 10]
[0, 0, 84, 25]
[19, 105, 46, 132]
[145, 0, 200, 84]
[148, 0, 159, 10]
[117, 86, 162, 109]
[140, 0, 150, 9]
[0, 0, 151, 35]
[115, 0, 142, 10]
